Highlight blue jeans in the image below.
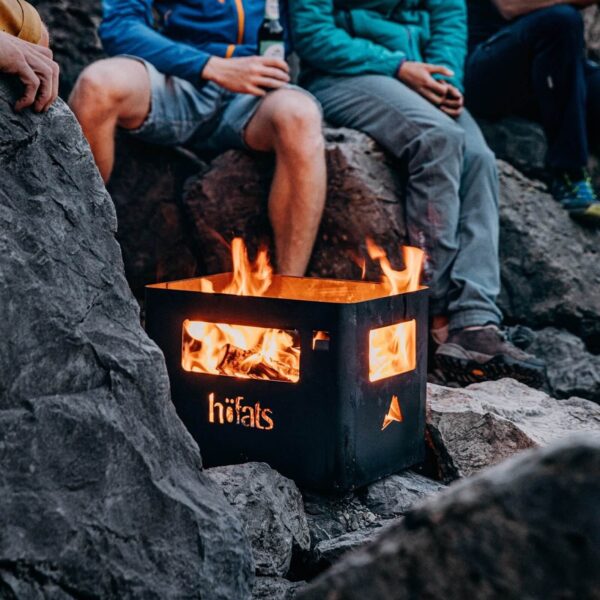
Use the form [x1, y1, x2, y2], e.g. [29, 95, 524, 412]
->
[465, 5, 600, 171]
[307, 74, 502, 331]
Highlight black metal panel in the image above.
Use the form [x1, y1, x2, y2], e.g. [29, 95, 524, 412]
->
[145, 282, 428, 493]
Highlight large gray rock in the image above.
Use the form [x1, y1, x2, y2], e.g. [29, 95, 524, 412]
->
[498, 161, 600, 350]
[252, 577, 306, 600]
[358, 471, 445, 519]
[479, 117, 548, 180]
[205, 462, 310, 577]
[0, 78, 252, 599]
[311, 525, 392, 569]
[302, 492, 382, 548]
[30, 0, 105, 97]
[296, 436, 600, 600]
[529, 327, 600, 403]
[428, 378, 600, 482]
[182, 127, 407, 280]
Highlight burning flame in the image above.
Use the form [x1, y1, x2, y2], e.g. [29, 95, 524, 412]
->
[183, 238, 299, 382]
[366, 240, 423, 382]
[369, 320, 416, 382]
[366, 239, 423, 295]
[182, 237, 424, 384]
[182, 319, 300, 383]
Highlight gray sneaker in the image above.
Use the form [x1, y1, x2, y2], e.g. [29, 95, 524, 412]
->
[435, 325, 546, 388]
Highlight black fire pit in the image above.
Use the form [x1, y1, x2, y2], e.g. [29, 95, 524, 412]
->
[146, 273, 428, 493]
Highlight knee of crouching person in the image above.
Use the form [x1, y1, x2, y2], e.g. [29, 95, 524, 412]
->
[272, 92, 324, 158]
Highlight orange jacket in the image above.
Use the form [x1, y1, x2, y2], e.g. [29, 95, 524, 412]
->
[0, 0, 42, 43]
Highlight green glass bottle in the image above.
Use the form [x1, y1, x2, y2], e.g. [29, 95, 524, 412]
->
[258, 0, 284, 59]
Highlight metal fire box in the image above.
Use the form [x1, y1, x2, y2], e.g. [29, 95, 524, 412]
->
[146, 274, 428, 493]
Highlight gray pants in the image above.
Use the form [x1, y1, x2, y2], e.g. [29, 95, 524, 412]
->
[308, 74, 503, 331]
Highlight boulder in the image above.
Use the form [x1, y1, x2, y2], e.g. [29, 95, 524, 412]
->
[478, 117, 547, 181]
[358, 471, 445, 519]
[302, 492, 382, 548]
[297, 472, 443, 577]
[252, 577, 306, 600]
[296, 436, 600, 600]
[107, 135, 204, 297]
[529, 327, 600, 403]
[205, 462, 310, 577]
[311, 525, 392, 569]
[182, 127, 407, 280]
[0, 78, 252, 599]
[427, 378, 600, 482]
[497, 160, 600, 350]
[30, 0, 105, 97]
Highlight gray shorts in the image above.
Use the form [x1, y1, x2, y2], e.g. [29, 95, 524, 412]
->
[124, 56, 320, 155]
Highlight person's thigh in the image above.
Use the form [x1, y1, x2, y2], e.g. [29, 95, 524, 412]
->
[115, 57, 228, 148]
[308, 74, 460, 158]
[465, 24, 535, 119]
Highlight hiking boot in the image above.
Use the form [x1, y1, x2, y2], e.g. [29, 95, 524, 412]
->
[549, 172, 600, 227]
[435, 325, 546, 388]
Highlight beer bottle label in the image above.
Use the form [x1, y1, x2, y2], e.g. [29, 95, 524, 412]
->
[264, 0, 280, 19]
[259, 40, 285, 59]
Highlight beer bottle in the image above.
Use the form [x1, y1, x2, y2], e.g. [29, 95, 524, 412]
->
[258, 0, 285, 59]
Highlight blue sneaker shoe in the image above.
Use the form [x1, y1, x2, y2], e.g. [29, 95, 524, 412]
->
[550, 172, 600, 226]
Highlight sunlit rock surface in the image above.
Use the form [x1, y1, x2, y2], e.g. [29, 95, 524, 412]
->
[296, 436, 600, 600]
[427, 378, 600, 482]
[0, 78, 253, 599]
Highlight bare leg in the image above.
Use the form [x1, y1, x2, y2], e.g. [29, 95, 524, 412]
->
[244, 89, 326, 276]
[68, 58, 151, 182]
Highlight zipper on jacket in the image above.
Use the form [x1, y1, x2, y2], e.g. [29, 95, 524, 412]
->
[233, 0, 245, 45]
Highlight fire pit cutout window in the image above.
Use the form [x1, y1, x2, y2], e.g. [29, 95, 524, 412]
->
[182, 319, 300, 383]
[369, 319, 416, 382]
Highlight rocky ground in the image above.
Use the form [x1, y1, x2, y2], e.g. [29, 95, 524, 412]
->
[2, 2, 600, 598]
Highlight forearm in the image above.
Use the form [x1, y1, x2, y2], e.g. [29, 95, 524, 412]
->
[493, 0, 595, 20]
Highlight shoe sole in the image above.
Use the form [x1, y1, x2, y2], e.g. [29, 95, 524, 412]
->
[435, 353, 546, 389]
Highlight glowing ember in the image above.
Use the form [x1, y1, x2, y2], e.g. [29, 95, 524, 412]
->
[182, 320, 300, 383]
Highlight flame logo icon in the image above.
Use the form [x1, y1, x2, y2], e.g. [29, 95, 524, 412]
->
[381, 395, 403, 431]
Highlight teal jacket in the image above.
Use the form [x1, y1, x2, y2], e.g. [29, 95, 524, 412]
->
[289, 0, 467, 91]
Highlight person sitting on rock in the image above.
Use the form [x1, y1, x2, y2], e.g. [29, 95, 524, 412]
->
[465, 0, 600, 226]
[290, 0, 546, 387]
[0, 0, 59, 112]
[68, 0, 326, 278]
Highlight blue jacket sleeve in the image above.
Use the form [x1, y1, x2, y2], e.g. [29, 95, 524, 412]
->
[99, 0, 211, 85]
[423, 0, 467, 91]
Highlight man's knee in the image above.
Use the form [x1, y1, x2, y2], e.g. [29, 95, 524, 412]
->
[270, 91, 324, 156]
[69, 59, 147, 120]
